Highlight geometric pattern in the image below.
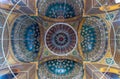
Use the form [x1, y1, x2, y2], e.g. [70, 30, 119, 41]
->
[38, 59, 83, 79]
[38, 0, 83, 19]
[45, 2, 75, 19]
[80, 16, 108, 61]
[81, 24, 97, 53]
[1, 0, 120, 79]
[45, 23, 77, 56]
[11, 15, 41, 62]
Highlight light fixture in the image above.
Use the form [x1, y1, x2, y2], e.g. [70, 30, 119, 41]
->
[115, 0, 120, 3]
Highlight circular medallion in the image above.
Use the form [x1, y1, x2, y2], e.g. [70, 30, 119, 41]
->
[45, 23, 77, 56]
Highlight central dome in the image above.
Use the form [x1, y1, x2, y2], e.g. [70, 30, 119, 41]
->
[45, 23, 77, 56]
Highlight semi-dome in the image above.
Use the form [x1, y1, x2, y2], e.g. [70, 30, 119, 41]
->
[11, 15, 41, 62]
[37, 0, 83, 21]
[79, 16, 108, 61]
[38, 58, 83, 79]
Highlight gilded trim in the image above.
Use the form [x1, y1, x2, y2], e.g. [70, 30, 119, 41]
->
[100, 67, 120, 75]
[39, 15, 82, 22]
[39, 56, 83, 64]
[78, 18, 86, 60]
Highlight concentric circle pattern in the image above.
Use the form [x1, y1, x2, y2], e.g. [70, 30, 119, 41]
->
[38, 59, 83, 79]
[11, 15, 41, 62]
[80, 16, 108, 61]
[45, 23, 77, 55]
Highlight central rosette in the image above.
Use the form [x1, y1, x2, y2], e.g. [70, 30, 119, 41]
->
[45, 23, 77, 56]
[55, 32, 68, 46]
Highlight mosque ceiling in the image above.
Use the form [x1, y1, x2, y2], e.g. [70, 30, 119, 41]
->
[0, 0, 120, 79]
